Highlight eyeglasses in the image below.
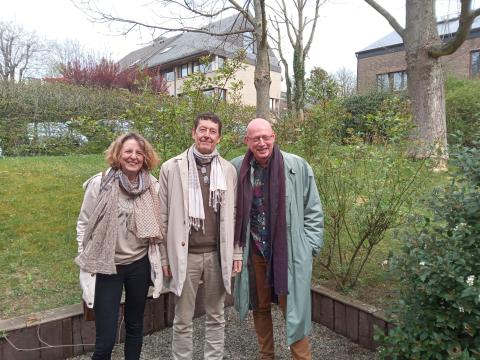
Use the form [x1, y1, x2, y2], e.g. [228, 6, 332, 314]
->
[247, 135, 274, 144]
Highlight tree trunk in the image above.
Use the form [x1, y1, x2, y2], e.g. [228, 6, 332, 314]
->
[405, 0, 447, 169]
[253, 0, 271, 120]
[293, 45, 305, 121]
[284, 65, 293, 111]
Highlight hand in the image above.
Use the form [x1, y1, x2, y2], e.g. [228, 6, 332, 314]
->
[162, 265, 172, 278]
[232, 260, 242, 274]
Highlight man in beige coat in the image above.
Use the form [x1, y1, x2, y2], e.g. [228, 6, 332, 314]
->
[159, 112, 242, 360]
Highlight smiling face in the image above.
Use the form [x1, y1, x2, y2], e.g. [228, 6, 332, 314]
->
[245, 118, 276, 167]
[119, 138, 145, 180]
[192, 119, 221, 154]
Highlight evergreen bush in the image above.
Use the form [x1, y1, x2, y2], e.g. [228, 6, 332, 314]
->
[378, 142, 480, 359]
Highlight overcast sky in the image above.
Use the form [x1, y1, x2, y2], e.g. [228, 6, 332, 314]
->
[0, 0, 471, 77]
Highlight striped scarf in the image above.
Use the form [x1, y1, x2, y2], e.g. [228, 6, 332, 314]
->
[187, 144, 226, 232]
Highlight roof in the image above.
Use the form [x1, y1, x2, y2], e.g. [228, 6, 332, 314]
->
[357, 15, 480, 56]
[118, 14, 281, 72]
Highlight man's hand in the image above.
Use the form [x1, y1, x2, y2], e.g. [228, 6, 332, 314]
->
[232, 260, 243, 274]
[162, 265, 172, 278]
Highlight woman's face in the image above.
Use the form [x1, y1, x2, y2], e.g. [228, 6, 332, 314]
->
[119, 139, 145, 180]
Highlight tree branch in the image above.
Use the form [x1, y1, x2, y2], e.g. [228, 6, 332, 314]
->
[429, 0, 480, 57]
[304, 0, 325, 58]
[364, 0, 405, 39]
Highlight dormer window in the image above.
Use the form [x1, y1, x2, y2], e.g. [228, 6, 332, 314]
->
[160, 46, 173, 54]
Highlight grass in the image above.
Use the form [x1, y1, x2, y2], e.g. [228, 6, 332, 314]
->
[0, 150, 450, 319]
[0, 155, 105, 318]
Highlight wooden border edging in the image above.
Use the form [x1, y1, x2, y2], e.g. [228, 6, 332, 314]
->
[0, 284, 388, 359]
[311, 285, 393, 351]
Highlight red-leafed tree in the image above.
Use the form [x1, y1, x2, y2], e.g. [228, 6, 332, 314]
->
[58, 57, 118, 88]
[48, 56, 168, 94]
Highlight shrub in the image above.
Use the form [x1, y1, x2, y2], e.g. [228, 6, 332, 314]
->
[311, 143, 427, 290]
[378, 143, 480, 359]
[445, 77, 480, 146]
[0, 81, 142, 156]
[341, 91, 410, 144]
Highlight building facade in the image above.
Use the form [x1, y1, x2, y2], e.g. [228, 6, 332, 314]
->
[118, 15, 282, 112]
[356, 16, 480, 94]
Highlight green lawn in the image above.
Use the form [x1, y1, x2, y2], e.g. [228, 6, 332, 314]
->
[0, 155, 105, 318]
[0, 151, 449, 318]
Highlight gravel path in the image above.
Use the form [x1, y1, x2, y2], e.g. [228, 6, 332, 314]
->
[70, 306, 376, 359]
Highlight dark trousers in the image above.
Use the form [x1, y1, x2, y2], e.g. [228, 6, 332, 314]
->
[92, 255, 150, 360]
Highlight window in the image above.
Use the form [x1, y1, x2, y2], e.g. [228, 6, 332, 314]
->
[243, 33, 255, 54]
[377, 73, 389, 91]
[471, 50, 480, 77]
[393, 71, 407, 90]
[217, 56, 225, 69]
[376, 71, 407, 91]
[218, 88, 227, 101]
[201, 62, 213, 73]
[180, 64, 190, 78]
[202, 88, 226, 101]
[165, 69, 175, 82]
[193, 61, 200, 73]
[203, 89, 214, 97]
[269, 98, 279, 111]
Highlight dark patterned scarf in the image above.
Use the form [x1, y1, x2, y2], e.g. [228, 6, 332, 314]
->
[234, 144, 288, 295]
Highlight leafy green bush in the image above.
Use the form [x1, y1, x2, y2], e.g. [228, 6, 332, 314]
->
[341, 91, 410, 144]
[310, 143, 427, 290]
[301, 99, 349, 152]
[378, 143, 480, 359]
[445, 77, 480, 146]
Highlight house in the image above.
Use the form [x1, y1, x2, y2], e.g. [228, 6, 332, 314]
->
[118, 14, 282, 111]
[355, 16, 480, 93]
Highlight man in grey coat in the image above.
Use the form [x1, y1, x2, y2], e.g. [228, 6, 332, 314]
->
[159, 112, 243, 360]
[232, 118, 323, 360]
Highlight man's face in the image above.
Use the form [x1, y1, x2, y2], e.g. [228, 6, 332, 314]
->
[245, 125, 275, 166]
[192, 119, 221, 154]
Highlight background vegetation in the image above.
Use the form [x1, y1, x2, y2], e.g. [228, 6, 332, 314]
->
[0, 74, 477, 325]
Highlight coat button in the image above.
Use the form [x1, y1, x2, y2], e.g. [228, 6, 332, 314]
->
[181, 242, 186, 246]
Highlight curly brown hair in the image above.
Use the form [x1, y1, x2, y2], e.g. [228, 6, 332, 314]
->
[104, 133, 160, 171]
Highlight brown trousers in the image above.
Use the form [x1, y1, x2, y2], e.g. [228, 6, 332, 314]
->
[252, 251, 311, 360]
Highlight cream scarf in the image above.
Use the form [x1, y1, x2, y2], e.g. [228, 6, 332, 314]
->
[187, 144, 226, 232]
[75, 168, 162, 274]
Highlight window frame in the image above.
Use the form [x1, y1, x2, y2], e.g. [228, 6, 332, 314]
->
[376, 70, 407, 92]
[471, 50, 480, 77]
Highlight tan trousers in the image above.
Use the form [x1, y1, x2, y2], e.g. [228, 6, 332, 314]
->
[252, 251, 312, 360]
[172, 251, 226, 360]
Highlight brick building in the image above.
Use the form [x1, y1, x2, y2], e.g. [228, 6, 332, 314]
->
[355, 16, 480, 94]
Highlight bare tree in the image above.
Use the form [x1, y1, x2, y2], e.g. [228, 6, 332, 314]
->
[271, 0, 325, 121]
[0, 21, 42, 82]
[334, 67, 356, 98]
[270, 18, 293, 111]
[44, 39, 91, 77]
[75, 0, 273, 119]
[364, 0, 480, 168]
